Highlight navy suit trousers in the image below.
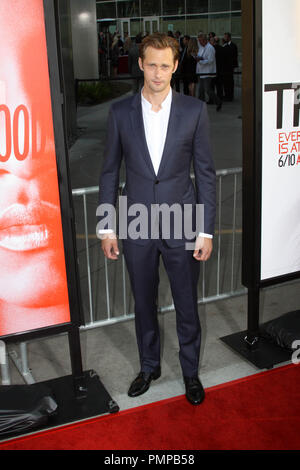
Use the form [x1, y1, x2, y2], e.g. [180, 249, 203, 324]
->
[122, 238, 201, 378]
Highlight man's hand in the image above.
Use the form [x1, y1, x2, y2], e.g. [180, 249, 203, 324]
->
[101, 233, 120, 260]
[193, 236, 213, 262]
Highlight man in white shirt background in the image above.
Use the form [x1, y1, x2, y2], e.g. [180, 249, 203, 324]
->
[197, 32, 222, 111]
[98, 33, 216, 406]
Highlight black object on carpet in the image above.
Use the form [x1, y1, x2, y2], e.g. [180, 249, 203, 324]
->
[260, 310, 300, 351]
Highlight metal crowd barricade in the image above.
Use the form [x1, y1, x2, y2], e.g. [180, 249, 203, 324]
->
[0, 167, 244, 385]
[72, 167, 245, 331]
[0, 340, 10, 385]
[0, 341, 35, 386]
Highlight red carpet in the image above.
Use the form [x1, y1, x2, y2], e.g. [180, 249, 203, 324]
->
[0, 364, 299, 450]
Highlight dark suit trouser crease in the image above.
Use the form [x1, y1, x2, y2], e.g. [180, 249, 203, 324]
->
[122, 238, 201, 378]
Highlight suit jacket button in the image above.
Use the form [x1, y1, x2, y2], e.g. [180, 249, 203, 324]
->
[155, 180, 159, 184]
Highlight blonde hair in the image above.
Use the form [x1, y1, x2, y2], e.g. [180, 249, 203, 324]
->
[187, 37, 199, 57]
[139, 32, 180, 63]
[112, 35, 119, 47]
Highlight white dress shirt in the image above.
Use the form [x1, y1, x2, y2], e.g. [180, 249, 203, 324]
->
[141, 88, 172, 175]
[98, 88, 212, 239]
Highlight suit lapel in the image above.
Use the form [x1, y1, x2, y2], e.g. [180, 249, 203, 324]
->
[156, 90, 181, 178]
[130, 93, 156, 177]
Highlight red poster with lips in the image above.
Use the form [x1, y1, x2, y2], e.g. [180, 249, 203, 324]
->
[0, 0, 71, 336]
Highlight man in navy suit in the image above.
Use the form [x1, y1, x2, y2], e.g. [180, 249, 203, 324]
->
[98, 33, 216, 406]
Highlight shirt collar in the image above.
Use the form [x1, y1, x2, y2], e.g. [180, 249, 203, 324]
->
[141, 87, 172, 112]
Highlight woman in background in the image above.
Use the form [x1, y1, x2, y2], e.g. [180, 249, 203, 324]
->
[111, 35, 120, 77]
[184, 37, 199, 97]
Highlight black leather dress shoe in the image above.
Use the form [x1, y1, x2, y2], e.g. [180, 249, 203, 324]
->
[184, 377, 205, 405]
[128, 368, 161, 397]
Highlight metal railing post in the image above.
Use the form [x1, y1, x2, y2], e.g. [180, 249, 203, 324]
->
[231, 173, 238, 292]
[217, 175, 222, 296]
[104, 257, 111, 320]
[0, 340, 11, 385]
[122, 254, 128, 317]
[83, 193, 94, 324]
[8, 342, 35, 385]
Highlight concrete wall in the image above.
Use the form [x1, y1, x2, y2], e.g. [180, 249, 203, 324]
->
[70, 0, 99, 80]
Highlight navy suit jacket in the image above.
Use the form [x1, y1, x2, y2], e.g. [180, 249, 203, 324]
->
[98, 90, 216, 247]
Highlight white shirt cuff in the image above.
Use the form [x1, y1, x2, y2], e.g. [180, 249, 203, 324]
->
[97, 229, 115, 240]
[198, 232, 213, 239]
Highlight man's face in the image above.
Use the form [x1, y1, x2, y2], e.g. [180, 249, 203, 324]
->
[139, 46, 178, 94]
[198, 36, 207, 47]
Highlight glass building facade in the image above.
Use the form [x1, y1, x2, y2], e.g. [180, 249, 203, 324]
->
[96, 0, 242, 61]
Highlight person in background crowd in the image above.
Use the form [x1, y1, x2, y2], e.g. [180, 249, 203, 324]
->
[183, 36, 198, 97]
[111, 34, 119, 77]
[207, 35, 217, 101]
[175, 30, 184, 52]
[213, 36, 225, 101]
[177, 35, 190, 95]
[128, 33, 144, 93]
[196, 33, 222, 111]
[123, 32, 132, 55]
[117, 33, 124, 53]
[98, 31, 107, 76]
[222, 32, 238, 101]
[173, 33, 189, 92]
[209, 35, 224, 106]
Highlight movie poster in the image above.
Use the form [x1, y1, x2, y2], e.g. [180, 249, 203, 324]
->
[261, 0, 300, 280]
[0, 0, 71, 336]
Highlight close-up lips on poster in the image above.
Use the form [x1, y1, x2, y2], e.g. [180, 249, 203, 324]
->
[0, 201, 59, 252]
